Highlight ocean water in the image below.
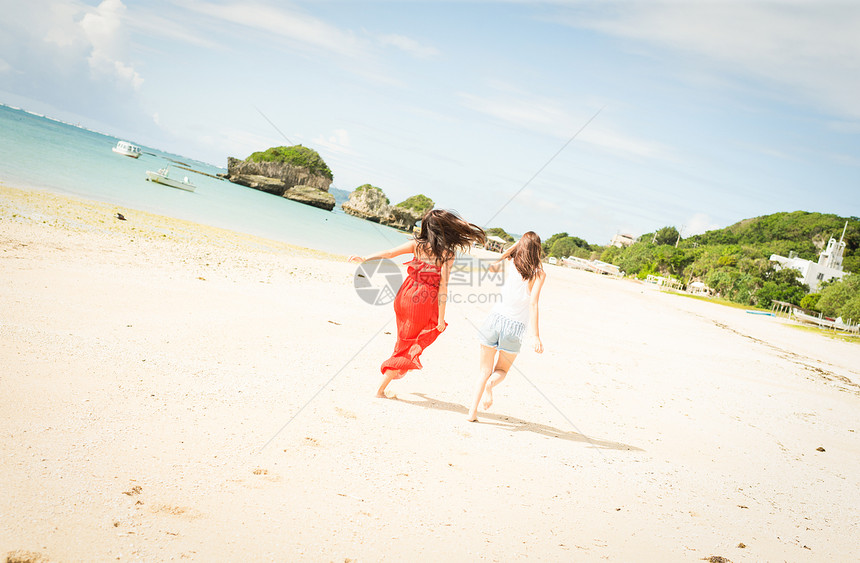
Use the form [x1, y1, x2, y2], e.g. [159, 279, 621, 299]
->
[0, 104, 410, 255]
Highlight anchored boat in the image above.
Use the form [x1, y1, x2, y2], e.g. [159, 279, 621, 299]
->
[112, 141, 141, 158]
[145, 167, 196, 192]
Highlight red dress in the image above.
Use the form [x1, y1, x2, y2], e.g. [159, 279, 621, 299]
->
[381, 258, 447, 377]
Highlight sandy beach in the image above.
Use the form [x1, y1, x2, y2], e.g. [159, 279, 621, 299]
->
[2, 183, 859, 562]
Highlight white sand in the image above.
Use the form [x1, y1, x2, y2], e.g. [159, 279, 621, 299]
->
[2, 184, 859, 562]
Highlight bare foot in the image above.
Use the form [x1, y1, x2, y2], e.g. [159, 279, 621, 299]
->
[466, 412, 478, 422]
[482, 386, 494, 410]
[375, 390, 396, 399]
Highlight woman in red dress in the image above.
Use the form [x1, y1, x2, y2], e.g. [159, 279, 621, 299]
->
[349, 209, 486, 397]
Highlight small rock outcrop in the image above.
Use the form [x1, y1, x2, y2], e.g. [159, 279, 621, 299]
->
[342, 185, 391, 223]
[386, 206, 423, 231]
[386, 194, 433, 231]
[226, 156, 335, 211]
[285, 185, 335, 211]
[226, 157, 331, 194]
[342, 185, 431, 231]
[228, 172, 287, 194]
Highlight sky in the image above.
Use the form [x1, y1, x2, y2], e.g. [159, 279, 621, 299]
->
[1, 0, 859, 244]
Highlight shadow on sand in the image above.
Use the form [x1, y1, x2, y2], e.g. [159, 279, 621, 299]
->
[395, 393, 642, 452]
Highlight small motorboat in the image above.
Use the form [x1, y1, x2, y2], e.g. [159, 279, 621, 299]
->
[145, 167, 196, 192]
[112, 141, 141, 158]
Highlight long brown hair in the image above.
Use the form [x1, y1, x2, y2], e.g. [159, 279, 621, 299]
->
[511, 231, 544, 281]
[415, 209, 486, 264]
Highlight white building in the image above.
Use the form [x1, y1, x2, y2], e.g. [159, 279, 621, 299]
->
[560, 256, 592, 270]
[560, 256, 622, 276]
[484, 235, 508, 253]
[610, 233, 635, 248]
[770, 223, 849, 292]
[591, 260, 621, 276]
[688, 281, 711, 296]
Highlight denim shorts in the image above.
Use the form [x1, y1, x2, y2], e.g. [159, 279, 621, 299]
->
[477, 312, 526, 354]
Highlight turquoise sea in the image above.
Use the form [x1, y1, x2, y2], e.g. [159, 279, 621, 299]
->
[0, 104, 410, 255]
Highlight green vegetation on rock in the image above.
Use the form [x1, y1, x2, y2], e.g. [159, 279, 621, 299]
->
[246, 145, 333, 180]
[354, 184, 389, 205]
[396, 194, 434, 215]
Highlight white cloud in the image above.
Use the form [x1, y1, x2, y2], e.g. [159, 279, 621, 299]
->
[179, 1, 411, 87]
[829, 153, 860, 168]
[43, 1, 87, 48]
[742, 143, 792, 161]
[579, 127, 672, 160]
[459, 91, 672, 160]
[826, 119, 860, 135]
[126, 11, 221, 50]
[21, 0, 144, 90]
[312, 129, 354, 156]
[459, 91, 565, 130]
[376, 33, 439, 59]
[80, 0, 143, 89]
[684, 212, 722, 236]
[184, 1, 367, 59]
[516, 188, 562, 214]
[561, 1, 860, 118]
[0, 57, 11, 73]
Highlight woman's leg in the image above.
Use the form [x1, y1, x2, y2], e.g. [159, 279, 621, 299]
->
[376, 369, 403, 398]
[482, 350, 518, 409]
[467, 345, 498, 421]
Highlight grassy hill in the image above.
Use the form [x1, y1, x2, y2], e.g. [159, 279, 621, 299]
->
[688, 211, 859, 267]
[591, 212, 859, 310]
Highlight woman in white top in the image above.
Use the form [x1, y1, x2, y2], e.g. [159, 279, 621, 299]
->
[468, 232, 546, 422]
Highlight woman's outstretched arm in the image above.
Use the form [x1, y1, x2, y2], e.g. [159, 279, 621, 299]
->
[500, 239, 519, 259]
[487, 239, 519, 272]
[348, 240, 416, 263]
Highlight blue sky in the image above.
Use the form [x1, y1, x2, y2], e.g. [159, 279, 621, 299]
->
[2, 0, 858, 244]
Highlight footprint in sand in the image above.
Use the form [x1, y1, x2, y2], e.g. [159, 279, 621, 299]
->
[335, 407, 357, 419]
[122, 485, 142, 496]
[151, 504, 201, 519]
[6, 550, 49, 563]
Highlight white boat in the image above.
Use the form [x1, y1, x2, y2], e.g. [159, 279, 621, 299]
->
[145, 167, 196, 192]
[791, 308, 835, 329]
[112, 141, 141, 158]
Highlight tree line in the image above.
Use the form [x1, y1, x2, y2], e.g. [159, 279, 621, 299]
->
[491, 212, 860, 322]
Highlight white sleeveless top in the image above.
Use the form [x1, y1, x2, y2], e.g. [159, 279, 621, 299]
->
[491, 263, 531, 325]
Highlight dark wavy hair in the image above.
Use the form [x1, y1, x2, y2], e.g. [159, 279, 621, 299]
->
[415, 209, 486, 264]
[511, 231, 544, 281]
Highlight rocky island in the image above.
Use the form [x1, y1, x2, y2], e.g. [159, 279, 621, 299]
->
[225, 145, 336, 211]
[225, 145, 435, 228]
[342, 185, 433, 231]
